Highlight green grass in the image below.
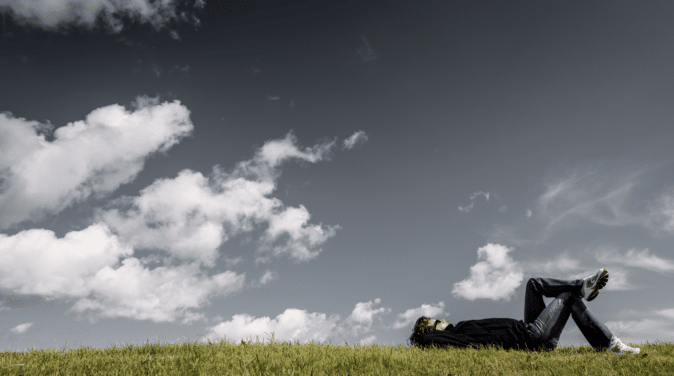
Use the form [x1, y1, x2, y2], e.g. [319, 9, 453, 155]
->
[0, 334, 672, 375]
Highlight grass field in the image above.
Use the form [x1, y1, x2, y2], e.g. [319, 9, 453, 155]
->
[0, 334, 672, 375]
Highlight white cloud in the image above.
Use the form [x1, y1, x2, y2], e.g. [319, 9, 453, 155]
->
[452, 243, 523, 301]
[0, 108, 345, 324]
[99, 132, 339, 268]
[10, 323, 33, 334]
[0, 97, 193, 230]
[199, 308, 342, 346]
[67, 257, 245, 324]
[389, 302, 447, 330]
[526, 209, 532, 217]
[341, 298, 390, 336]
[0, 0, 199, 32]
[358, 335, 377, 346]
[342, 131, 368, 150]
[267, 95, 280, 101]
[0, 223, 245, 324]
[257, 270, 277, 286]
[595, 247, 674, 274]
[458, 191, 490, 213]
[0, 223, 133, 297]
[199, 298, 417, 347]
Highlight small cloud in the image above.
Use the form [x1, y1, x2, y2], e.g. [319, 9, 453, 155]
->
[389, 302, 447, 330]
[258, 270, 277, 286]
[290, 98, 295, 108]
[526, 209, 532, 218]
[498, 205, 507, 213]
[458, 191, 490, 213]
[452, 243, 523, 301]
[169, 30, 181, 41]
[342, 131, 368, 150]
[356, 37, 378, 62]
[267, 95, 280, 101]
[10, 323, 33, 334]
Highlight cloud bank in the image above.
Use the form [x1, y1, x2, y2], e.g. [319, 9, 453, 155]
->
[0, 97, 193, 230]
[0, 96, 351, 325]
[199, 299, 444, 347]
[452, 243, 523, 300]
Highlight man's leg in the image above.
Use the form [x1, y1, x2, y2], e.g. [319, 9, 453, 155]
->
[524, 270, 609, 349]
[526, 291, 575, 350]
[570, 297, 614, 351]
[524, 277, 584, 324]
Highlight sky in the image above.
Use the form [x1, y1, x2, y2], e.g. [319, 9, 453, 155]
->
[0, 0, 673, 354]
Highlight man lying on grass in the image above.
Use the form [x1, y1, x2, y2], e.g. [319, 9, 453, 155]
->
[409, 269, 641, 354]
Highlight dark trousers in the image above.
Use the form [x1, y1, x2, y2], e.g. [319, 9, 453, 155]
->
[524, 277, 613, 351]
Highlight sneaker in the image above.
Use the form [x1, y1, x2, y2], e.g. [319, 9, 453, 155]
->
[581, 269, 609, 301]
[605, 335, 640, 354]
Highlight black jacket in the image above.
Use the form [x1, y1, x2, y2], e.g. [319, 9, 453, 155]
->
[414, 318, 539, 350]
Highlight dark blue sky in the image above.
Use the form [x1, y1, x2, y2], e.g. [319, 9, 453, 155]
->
[1, 0, 674, 352]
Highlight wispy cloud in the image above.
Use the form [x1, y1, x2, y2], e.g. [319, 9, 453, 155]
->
[534, 162, 674, 241]
[595, 247, 674, 274]
[342, 130, 368, 150]
[0, 0, 201, 33]
[452, 243, 523, 301]
[267, 95, 280, 101]
[487, 160, 674, 248]
[458, 191, 490, 213]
